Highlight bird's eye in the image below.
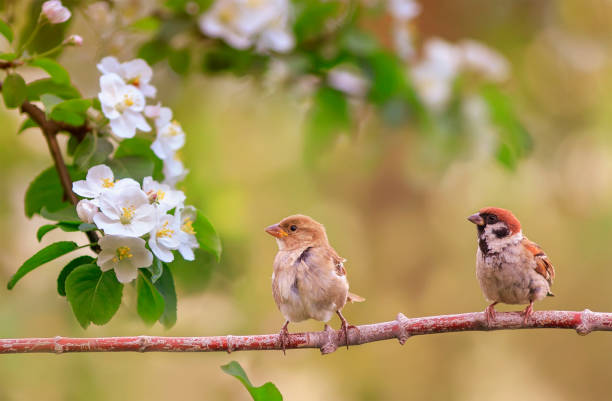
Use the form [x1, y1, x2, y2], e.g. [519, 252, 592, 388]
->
[290, 225, 297, 232]
[487, 215, 498, 224]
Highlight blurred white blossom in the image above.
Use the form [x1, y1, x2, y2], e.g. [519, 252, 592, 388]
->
[97, 235, 153, 283]
[98, 73, 151, 138]
[163, 155, 189, 187]
[42, 0, 71, 24]
[328, 67, 369, 97]
[411, 38, 461, 110]
[148, 106, 186, 160]
[388, 0, 421, 21]
[460, 40, 510, 82]
[198, 0, 294, 53]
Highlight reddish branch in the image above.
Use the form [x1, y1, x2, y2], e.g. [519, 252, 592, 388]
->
[1, 309, 611, 355]
[0, 80, 100, 252]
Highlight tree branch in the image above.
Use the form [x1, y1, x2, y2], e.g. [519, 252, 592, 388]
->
[1, 309, 611, 355]
[18, 97, 99, 252]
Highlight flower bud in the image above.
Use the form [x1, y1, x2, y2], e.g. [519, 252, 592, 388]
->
[42, 0, 71, 24]
[63, 34, 83, 46]
[76, 199, 98, 224]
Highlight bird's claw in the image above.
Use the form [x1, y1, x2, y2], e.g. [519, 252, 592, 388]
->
[522, 302, 534, 325]
[484, 302, 497, 327]
[340, 321, 359, 350]
[279, 322, 290, 355]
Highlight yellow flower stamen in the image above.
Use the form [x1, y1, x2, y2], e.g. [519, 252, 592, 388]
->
[129, 75, 141, 87]
[156, 190, 165, 200]
[156, 221, 175, 238]
[182, 218, 196, 235]
[102, 178, 114, 188]
[120, 206, 136, 224]
[112, 246, 133, 263]
[124, 94, 134, 107]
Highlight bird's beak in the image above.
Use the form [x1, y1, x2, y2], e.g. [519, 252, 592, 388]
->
[265, 223, 288, 238]
[467, 213, 485, 226]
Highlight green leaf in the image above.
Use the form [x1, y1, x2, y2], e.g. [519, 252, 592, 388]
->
[73, 133, 114, 170]
[0, 19, 13, 42]
[131, 16, 160, 31]
[294, 1, 341, 44]
[169, 48, 190, 75]
[303, 86, 350, 164]
[49, 98, 91, 126]
[79, 223, 97, 232]
[0, 52, 17, 61]
[27, 78, 81, 101]
[154, 263, 177, 328]
[7, 241, 79, 289]
[65, 264, 123, 329]
[114, 137, 163, 180]
[24, 166, 85, 218]
[40, 205, 79, 222]
[36, 221, 83, 241]
[137, 270, 165, 325]
[37, 224, 58, 241]
[147, 258, 163, 283]
[29, 58, 70, 84]
[57, 255, 95, 296]
[108, 156, 154, 184]
[18, 117, 38, 133]
[193, 210, 222, 262]
[2, 73, 27, 108]
[138, 39, 169, 65]
[221, 361, 283, 401]
[480, 85, 532, 170]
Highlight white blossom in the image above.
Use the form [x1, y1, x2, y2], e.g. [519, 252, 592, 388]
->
[143, 176, 186, 213]
[148, 214, 181, 262]
[327, 67, 369, 97]
[72, 164, 139, 201]
[97, 57, 157, 98]
[162, 155, 189, 187]
[93, 186, 156, 237]
[388, 0, 421, 21]
[42, 0, 71, 24]
[97, 235, 153, 283]
[460, 40, 510, 82]
[76, 199, 98, 224]
[411, 38, 462, 110]
[149, 106, 186, 160]
[175, 205, 199, 261]
[98, 73, 151, 138]
[198, 0, 294, 53]
[392, 22, 416, 61]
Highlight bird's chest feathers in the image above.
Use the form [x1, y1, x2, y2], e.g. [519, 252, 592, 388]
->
[479, 232, 523, 268]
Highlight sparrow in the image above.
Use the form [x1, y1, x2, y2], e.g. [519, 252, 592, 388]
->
[467, 207, 555, 324]
[265, 214, 364, 353]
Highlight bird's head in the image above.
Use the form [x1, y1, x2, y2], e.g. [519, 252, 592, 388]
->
[467, 207, 522, 253]
[265, 214, 328, 251]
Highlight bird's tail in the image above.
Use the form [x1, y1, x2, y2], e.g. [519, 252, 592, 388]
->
[347, 292, 365, 303]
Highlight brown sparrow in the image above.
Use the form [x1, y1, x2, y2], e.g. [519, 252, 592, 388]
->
[265, 214, 364, 352]
[467, 207, 555, 324]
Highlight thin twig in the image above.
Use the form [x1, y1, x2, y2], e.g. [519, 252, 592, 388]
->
[1, 82, 100, 252]
[1, 309, 611, 355]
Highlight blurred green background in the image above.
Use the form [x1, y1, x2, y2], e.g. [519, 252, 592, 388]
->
[2, 0, 612, 400]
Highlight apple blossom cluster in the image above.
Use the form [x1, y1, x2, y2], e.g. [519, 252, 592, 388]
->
[67, 56, 198, 283]
[97, 56, 188, 186]
[198, 0, 295, 54]
[74, 165, 198, 283]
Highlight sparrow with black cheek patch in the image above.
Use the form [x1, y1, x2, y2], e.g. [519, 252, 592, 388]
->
[265, 214, 364, 353]
[467, 207, 555, 324]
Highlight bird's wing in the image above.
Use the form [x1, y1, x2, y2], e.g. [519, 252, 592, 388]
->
[522, 237, 555, 285]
